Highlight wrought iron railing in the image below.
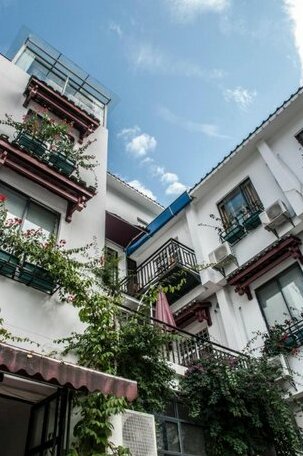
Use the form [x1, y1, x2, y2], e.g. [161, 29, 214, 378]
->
[285, 319, 303, 348]
[220, 202, 264, 245]
[120, 238, 199, 296]
[118, 304, 248, 369]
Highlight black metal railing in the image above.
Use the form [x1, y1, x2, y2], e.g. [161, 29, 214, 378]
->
[220, 202, 264, 245]
[285, 319, 303, 348]
[118, 304, 248, 369]
[121, 238, 199, 296]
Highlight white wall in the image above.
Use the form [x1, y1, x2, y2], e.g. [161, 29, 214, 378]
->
[0, 54, 108, 354]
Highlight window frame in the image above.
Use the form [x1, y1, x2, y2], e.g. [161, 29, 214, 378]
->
[217, 177, 262, 229]
[156, 401, 206, 456]
[295, 129, 303, 147]
[0, 180, 60, 238]
[255, 263, 303, 330]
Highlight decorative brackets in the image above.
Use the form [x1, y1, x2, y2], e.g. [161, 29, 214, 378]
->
[24, 77, 100, 143]
[228, 236, 303, 300]
[0, 138, 95, 222]
[175, 301, 212, 328]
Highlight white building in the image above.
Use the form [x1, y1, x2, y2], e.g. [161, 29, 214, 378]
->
[0, 32, 140, 455]
[2, 29, 303, 456]
[122, 85, 303, 432]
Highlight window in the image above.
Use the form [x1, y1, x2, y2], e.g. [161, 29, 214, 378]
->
[295, 130, 303, 146]
[218, 178, 262, 228]
[156, 401, 206, 456]
[256, 264, 303, 327]
[0, 182, 59, 238]
[104, 246, 119, 285]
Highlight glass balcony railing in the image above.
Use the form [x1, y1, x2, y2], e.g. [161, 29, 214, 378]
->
[12, 34, 112, 125]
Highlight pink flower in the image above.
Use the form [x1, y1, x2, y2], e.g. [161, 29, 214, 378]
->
[0, 194, 7, 202]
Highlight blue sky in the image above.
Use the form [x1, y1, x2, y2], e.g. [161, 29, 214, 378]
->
[0, 0, 302, 205]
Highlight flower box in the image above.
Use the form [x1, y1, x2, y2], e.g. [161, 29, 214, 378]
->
[242, 212, 261, 231]
[48, 152, 76, 176]
[0, 249, 18, 278]
[15, 133, 47, 158]
[18, 262, 56, 293]
[221, 224, 245, 245]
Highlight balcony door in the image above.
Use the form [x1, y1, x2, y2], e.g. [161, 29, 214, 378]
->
[24, 389, 70, 456]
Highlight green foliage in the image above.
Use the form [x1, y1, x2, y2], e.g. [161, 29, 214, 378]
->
[261, 321, 300, 357]
[68, 394, 130, 456]
[115, 315, 176, 413]
[0, 112, 98, 186]
[181, 355, 302, 456]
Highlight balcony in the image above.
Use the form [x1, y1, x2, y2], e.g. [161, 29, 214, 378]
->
[119, 306, 247, 369]
[220, 202, 263, 245]
[24, 77, 101, 143]
[163, 328, 248, 369]
[0, 136, 96, 222]
[0, 248, 58, 294]
[121, 239, 201, 304]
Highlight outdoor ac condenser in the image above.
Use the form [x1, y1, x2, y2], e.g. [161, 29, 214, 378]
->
[109, 409, 158, 456]
[268, 354, 292, 382]
[209, 242, 234, 269]
[260, 200, 290, 229]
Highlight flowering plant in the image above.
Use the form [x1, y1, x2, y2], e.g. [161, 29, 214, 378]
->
[0, 111, 98, 186]
[181, 355, 302, 456]
[261, 320, 301, 357]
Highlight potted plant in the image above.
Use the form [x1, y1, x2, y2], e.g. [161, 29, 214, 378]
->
[0, 249, 19, 278]
[221, 218, 245, 245]
[0, 111, 98, 185]
[18, 261, 56, 294]
[15, 132, 47, 158]
[241, 205, 262, 231]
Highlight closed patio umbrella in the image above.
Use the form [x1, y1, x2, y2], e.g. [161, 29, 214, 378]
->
[155, 290, 176, 330]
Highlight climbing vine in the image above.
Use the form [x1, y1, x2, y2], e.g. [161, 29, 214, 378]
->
[0, 197, 176, 455]
[181, 354, 302, 456]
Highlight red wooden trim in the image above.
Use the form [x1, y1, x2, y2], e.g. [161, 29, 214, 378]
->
[175, 301, 212, 328]
[0, 138, 96, 222]
[24, 77, 100, 142]
[227, 236, 302, 300]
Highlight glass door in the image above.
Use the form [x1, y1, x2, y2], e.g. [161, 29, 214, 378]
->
[24, 388, 70, 456]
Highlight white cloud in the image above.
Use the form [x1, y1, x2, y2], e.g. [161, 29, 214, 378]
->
[140, 157, 154, 165]
[161, 172, 179, 184]
[166, 181, 187, 195]
[118, 126, 140, 139]
[167, 0, 230, 22]
[108, 21, 123, 37]
[118, 126, 157, 157]
[153, 165, 187, 195]
[158, 106, 228, 138]
[224, 87, 257, 110]
[283, 0, 303, 83]
[126, 133, 157, 157]
[130, 43, 225, 80]
[127, 180, 156, 200]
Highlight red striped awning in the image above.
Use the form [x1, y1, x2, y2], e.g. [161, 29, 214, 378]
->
[0, 343, 137, 402]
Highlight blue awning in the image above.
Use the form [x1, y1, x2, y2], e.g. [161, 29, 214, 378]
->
[126, 192, 191, 255]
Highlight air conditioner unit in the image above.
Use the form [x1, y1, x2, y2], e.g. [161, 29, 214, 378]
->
[268, 354, 292, 382]
[259, 200, 290, 229]
[209, 242, 234, 269]
[110, 410, 158, 456]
